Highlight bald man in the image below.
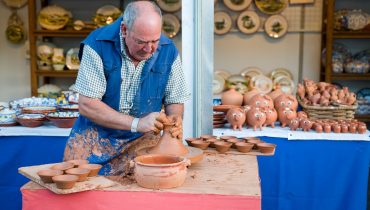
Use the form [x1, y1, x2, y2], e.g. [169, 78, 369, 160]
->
[63, 1, 190, 176]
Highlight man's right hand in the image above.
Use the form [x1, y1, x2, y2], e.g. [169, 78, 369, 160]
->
[136, 112, 167, 133]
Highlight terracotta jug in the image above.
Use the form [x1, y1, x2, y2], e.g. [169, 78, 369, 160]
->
[221, 88, 243, 106]
[148, 123, 188, 156]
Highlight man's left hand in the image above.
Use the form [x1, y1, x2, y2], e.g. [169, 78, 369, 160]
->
[168, 115, 183, 140]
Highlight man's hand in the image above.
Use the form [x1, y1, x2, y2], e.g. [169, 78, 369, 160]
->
[136, 112, 161, 133]
[168, 115, 183, 140]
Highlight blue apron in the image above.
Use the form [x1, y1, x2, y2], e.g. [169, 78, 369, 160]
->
[64, 17, 178, 175]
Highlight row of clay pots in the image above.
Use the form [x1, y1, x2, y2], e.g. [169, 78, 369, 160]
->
[185, 135, 276, 154]
[289, 118, 367, 134]
[37, 160, 102, 189]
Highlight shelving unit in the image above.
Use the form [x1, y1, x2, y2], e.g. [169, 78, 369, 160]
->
[321, 0, 370, 122]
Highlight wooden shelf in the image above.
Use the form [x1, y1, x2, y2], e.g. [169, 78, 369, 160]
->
[35, 70, 78, 77]
[333, 31, 370, 39]
[355, 114, 370, 122]
[33, 29, 93, 37]
[331, 73, 370, 81]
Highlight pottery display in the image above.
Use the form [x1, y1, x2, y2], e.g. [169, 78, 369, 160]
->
[221, 88, 243, 106]
[65, 168, 90, 182]
[263, 108, 278, 128]
[246, 107, 266, 131]
[214, 141, 232, 153]
[0, 108, 17, 126]
[235, 142, 254, 153]
[191, 140, 210, 150]
[274, 94, 298, 111]
[134, 154, 189, 189]
[78, 164, 102, 177]
[278, 107, 297, 128]
[16, 113, 46, 127]
[47, 111, 79, 128]
[226, 107, 246, 131]
[37, 169, 63, 183]
[52, 175, 79, 189]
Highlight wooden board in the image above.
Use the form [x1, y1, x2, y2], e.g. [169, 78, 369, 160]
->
[18, 163, 117, 194]
[205, 147, 275, 156]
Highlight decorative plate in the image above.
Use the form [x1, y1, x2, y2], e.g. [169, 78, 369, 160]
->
[269, 68, 293, 81]
[214, 11, 232, 35]
[255, 0, 287, 15]
[66, 48, 80, 70]
[93, 5, 121, 27]
[264, 15, 288, 39]
[239, 66, 263, 79]
[357, 88, 370, 101]
[2, 0, 27, 9]
[223, 0, 252, 12]
[215, 69, 231, 80]
[162, 14, 180, 38]
[47, 111, 79, 118]
[237, 11, 260, 34]
[213, 73, 226, 95]
[273, 75, 294, 94]
[250, 74, 273, 94]
[156, 0, 182, 13]
[226, 74, 248, 93]
[38, 5, 71, 30]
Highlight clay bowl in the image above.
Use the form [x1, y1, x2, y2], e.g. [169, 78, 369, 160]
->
[235, 142, 254, 153]
[37, 169, 63, 183]
[16, 114, 45, 127]
[78, 164, 102, 177]
[246, 138, 264, 149]
[226, 138, 242, 148]
[66, 159, 89, 167]
[190, 140, 210, 150]
[205, 138, 218, 148]
[134, 154, 189, 189]
[214, 141, 232, 153]
[47, 111, 79, 128]
[219, 135, 237, 141]
[65, 168, 90, 182]
[52, 175, 79, 189]
[22, 106, 56, 115]
[50, 162, 74, 171]
[256, 142, 277, 154]
[199, 134, 217, 140]
[185, 137, 199, 146]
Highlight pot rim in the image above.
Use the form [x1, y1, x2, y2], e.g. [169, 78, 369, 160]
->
[134, 154, 188, 167]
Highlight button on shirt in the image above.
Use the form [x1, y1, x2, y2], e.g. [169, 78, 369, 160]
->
[73, 31, 190, 114]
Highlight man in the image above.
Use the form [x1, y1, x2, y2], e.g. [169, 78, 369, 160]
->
[63, 1, 190, 176]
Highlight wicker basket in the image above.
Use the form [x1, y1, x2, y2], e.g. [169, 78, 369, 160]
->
[297, 96, 358, 120]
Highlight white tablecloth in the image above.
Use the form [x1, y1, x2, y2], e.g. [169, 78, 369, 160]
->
[0, 125, 71, 136]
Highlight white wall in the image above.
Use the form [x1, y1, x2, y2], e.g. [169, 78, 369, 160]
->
[0, 4, 30, 102]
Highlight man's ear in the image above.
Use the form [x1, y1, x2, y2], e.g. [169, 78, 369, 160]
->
[121, 24, 128, 37]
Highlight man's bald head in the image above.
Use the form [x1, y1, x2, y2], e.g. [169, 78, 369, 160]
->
[122, 1, 162, 32]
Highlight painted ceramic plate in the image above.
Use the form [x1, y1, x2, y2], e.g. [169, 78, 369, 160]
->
[251, 74, 273, 94]
[93, 5, 121, 27]
[213, 73, 226, 95]
[214, 11, 232, 35]
[269, 68, 293, 81]
[264, 15, 288, 39]
[237, 11, 260, 34]
[2, 0, 27, 9]
[239, 66, 263, 79]
[66, 48, 80, 70]
[156, 0, 182, 13]
[226, 75, 248, 93]
[223, 0, 251, 11]
[38, 5, 71, 30]
[215, 70, 231, 80]
[273, 75, 294, 94]
[255, 0, 287, 15]
[162, 14, 180, 38]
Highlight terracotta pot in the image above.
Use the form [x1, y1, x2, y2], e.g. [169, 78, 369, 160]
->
[78, 164, 103, 177]
[66, 159, 89, 168]
[50, 162, 74, 171]
[185, 137, 199, 146]
[65, 168, 90, 182]
[340, 124, 348, 133]
[48, 116, 77, 128]
[227, 138, 241, 148]
[256, 143, 276, 154]
[199, 134, 216, 140]
[315, 124, 323, 133]
[205, 138, 218, 148]
[37, 169, 63, 183]
[52, 175, 79, 189]
[323, 124, 331, 133]
[219, 135, 237, 141]
[214, 141, 232, 153]
[190, 140, 210, 150]
[134, 154, 189, 189]
[235, 142, 254, 153]
[221, 88, 243, 106]
[358, 124, 367, 134]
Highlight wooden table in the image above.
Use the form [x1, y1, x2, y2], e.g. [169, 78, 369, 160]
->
[21, 153, 261, 210]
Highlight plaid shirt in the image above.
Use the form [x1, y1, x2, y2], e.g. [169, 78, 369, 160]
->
[73, 31, 190, 114]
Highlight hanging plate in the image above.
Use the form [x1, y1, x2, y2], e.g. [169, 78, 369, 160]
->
[223, 0, 251, 12]
[269, 68, 293, 81]
[162, 14, 180, 38]
[156, 0, 182, 13]
[264, 15, 288, 39]
[38, 5, 71, 30]
[250, 74, 273, 94]
[255, 0, 287, 15]
[2, 0, 27, 9]
[214, 11, 233, 35]
[237, 10, 260, 34]
[93, 5, 121, 27]
[213, 73, 226, 95]
[239, 66, 263, 79]
[215, 69, 231, 80]
[273, 75, 294, 95]
[66, 48, 80, 70]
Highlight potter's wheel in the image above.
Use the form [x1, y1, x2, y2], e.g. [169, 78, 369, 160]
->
[136, 146, 204, 165]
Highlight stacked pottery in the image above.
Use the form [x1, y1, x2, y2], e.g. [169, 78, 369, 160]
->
[213, 111, 226, 128]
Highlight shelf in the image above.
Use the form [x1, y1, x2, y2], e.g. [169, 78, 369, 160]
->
[333, 31, 370, 39]
[331, 73, 370, 81]
[35, 70, 78, 77]
[355, 114, 370, 122]
[33, 29, 93, 37]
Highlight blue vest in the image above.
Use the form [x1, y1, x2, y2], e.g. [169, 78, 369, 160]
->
[68, 17, 178, 163]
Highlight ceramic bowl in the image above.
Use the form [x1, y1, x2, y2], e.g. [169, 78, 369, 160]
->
[65, 168, 90, 182]
[16, 114, 45, 127]
[78, 164, 102, 177]
[22, 106, 56, 115]
[0, 109, 17, 126]
[47, 111, 79, 128]
[50, 162, 74, 171]
[185, 137, 199, 146]
[235, 142, 254, 153]
[199, 134, 217, 140]
[66, 159, 89, 167]
[226, 138, 242, 148]
[37, 169, 63, 183]
[256, 142, 277, 154]
[214, 141, 232, 153]
[190, 140, 210, 150]
[52, 175, 79, 189]
[58, 104, 79, 112]
[205, 138, 219, 148]
[219, 135, 237, 141]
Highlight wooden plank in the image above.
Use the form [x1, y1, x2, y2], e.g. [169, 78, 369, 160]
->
[18, 163, 117, 194]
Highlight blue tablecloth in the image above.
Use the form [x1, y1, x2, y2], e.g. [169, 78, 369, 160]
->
[0, 134, 369, 210]
[258, 137, 370, 210]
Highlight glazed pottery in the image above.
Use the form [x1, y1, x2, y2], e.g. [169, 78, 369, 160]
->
[235, 142, 254, 153]
[78, 164, 102, 177]
[221, 88, 243, 106]
[214, 141, 232, 153]
[66, 159, 89, 167]
[191, 140, 210, 150]
[50, 162, 74, 171]
[256, 143, 276, 154]
[37, 169, 63, 183]
[16, 114, 45, 128]
[65, 168, 90, 182]
[134, 154, 189, 189]
[52, 175, 79, 189]
[226, 107, 246, 131]
[246, 107, 266, 131]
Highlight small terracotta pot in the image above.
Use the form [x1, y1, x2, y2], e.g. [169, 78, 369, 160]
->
[206, 138, 218, 148]
[78, 164, 103, 177]
[199, 134, 216, 140]
[52, 175, 79, 189]
[185, 137, 199, 146]
[65, 168, 90, 182]
[219, 135, 237, 141]
[226, 138, 241, 148]
[66, 159, 89, 168]
[50, 162, 74, 171]
[37, 169, 63, 183]
[235, 142, 254, 153]
[256, 143, 276, 154]
[247, 139, 263, 149]
[191, 140, 210, 150]
[214, 141, 232, 153]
